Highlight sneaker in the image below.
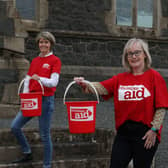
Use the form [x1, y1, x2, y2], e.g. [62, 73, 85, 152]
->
[12, 153, 33, 163]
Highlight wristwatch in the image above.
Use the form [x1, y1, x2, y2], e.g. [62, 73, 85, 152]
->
[151, 127, 159, 134]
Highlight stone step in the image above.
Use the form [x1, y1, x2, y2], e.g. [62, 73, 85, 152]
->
[0, 128, 114, 145]
[0, 104, 19, 118]
[0, 128, 114, 166]
[0, 156, 110, 168]
[0, 100, 115, 130]
[0, 142, 106, 163]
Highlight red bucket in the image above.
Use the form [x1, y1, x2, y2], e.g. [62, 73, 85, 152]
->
[18, 78, 44, 117]
[63, 80, 99, 134]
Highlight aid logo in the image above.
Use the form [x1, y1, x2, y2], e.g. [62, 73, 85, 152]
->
[118, 85, 151, 101]
[70, 106, 94, 121]
[42, 63, 50, 69]
[21, 98, 38, 110]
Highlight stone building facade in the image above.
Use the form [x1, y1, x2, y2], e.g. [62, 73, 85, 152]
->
[0, 0, 168, 167]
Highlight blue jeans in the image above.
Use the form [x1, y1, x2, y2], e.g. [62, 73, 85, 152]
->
[11, 96, 54, 168]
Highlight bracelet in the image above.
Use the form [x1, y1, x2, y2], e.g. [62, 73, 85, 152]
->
[151, 127, 158, 133]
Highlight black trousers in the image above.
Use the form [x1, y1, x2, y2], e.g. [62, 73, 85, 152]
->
[110, 120, 159, 168]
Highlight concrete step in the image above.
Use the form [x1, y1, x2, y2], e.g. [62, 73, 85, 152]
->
[0, 128, 114, 166]
[0, 156, 110, 168]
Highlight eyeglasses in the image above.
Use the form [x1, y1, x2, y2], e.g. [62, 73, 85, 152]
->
[127, 50, 143, 58]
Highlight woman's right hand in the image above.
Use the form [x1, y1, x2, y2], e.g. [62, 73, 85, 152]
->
[74, 77, 87, 89]
[74, 77, 85, 84]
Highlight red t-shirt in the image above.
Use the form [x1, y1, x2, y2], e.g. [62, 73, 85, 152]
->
[100, 69, 168, 131]
[27, 54, 61, 96]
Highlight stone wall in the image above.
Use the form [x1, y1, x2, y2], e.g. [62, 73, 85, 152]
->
[161, 0, 168, 36]
[26, 31, 168, 67]
[0, 0, 28, 103]
[0, 1, 14, 36]
[24, 31, 168, 99]
[0, 0, 168, 167]
[46, 0, 111, 32]
[45, 0, 168, 38]
[161, 0, 168, 17]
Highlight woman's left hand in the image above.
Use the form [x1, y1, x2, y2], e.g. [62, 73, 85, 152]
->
[142, 129, 157, 149]
[31, 74, 40, 81]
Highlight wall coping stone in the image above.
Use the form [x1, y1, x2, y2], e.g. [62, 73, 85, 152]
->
[61, 65, 168, 78]
[49, 30, 168, 41]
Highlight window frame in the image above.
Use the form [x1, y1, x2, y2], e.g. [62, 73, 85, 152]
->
[106, 0, 160, 37]
[14, 0, 48, 31]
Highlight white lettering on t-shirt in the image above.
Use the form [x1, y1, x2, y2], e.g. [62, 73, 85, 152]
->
[42, 63, 50, 69]
[118, 85, 151, 101]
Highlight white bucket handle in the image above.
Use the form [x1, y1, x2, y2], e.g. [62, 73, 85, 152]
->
[63, 80, 100, 104]
[18, 78, 44, 95]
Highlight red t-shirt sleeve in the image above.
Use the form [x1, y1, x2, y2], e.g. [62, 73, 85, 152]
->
[52, 57, 61, 74]
[100, 76, 117, 100]
[154, 71, 168, 108]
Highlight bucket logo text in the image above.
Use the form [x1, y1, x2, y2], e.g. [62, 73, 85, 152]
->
[118, 85, 151, 101]
[70, 106, 94, 121]
[21, 98, 38, 110]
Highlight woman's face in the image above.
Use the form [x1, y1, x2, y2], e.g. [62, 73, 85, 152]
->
[126, 42, 146, 72]
[38, 38, 51, 55]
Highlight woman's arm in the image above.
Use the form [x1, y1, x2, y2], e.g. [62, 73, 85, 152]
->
[151, 108, 166, 131]
[23, 75, 31, 93]
[89, 82, 108, 95]
[143, 108, 166, 149]
[39, 73, 60, 87]
[74, 77, 108, 95]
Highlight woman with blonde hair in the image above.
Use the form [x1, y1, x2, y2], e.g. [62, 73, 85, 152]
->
[74, 38, 168, 168]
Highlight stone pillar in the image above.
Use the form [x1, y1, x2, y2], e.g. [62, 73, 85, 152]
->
[0, 0, 29, 118]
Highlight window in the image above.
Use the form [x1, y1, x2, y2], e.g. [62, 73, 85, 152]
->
[116, 0, 153, 28]
[16, 0, 36, 20]
[14, 0, 48, 31]
[116, 0, 132, 26]
[137, 0, 153, 28]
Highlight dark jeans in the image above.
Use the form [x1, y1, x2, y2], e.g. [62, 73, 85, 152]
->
[110, 120, 159, 168]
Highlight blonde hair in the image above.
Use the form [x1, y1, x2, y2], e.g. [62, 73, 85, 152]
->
[122, 38, 152, 72]
[36, 31, 56, 51]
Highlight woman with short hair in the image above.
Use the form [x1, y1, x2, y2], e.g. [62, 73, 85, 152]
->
[11, 31, 61, 168]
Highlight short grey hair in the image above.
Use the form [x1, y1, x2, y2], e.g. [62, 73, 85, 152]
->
[36, 31, 56, 51]
[122, 38, 152, 72]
